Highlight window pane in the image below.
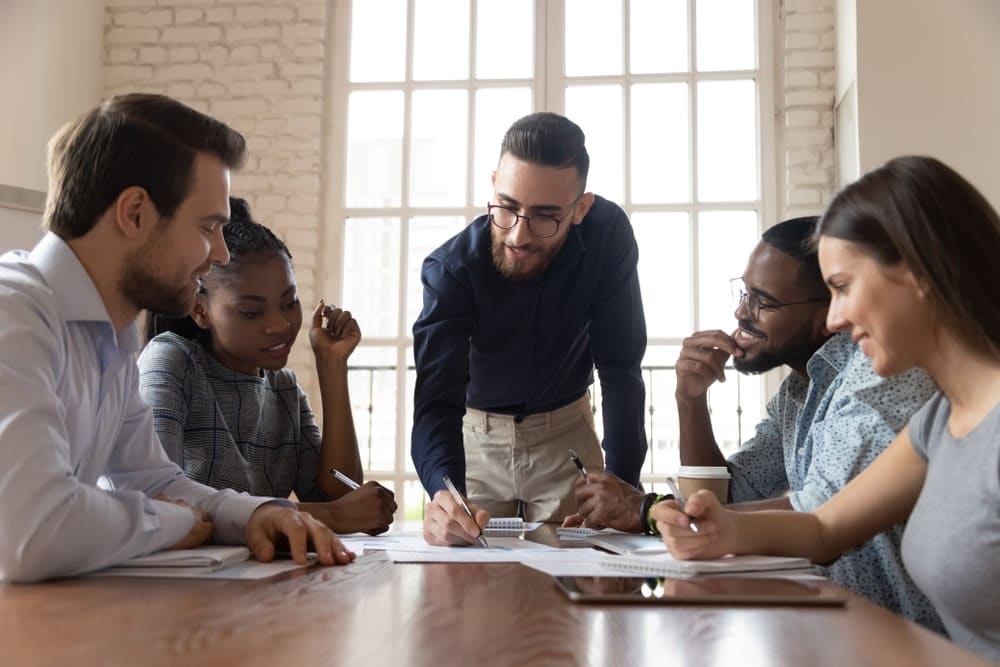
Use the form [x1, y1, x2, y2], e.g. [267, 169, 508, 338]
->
[407, 216, 467, 331]
[709, 369, 763, 456]
[410, 90, 469, 207]
[404, 480, 428, 520]
[565, 84, 623, 203]
[348, 346, 398, 472]
[474, 87, 532, 206]
[414, 0, 470, 80]
[696, 210, 758, 329]
[350, 0, 406, 82]
[346, 91, 403, 207]
[697, 79, 758, 202]
[696, 0, 756, 71]
[631, 83, 689, 203]
[640, 345, 682, 475]
[343, 217, 401, 336]
[476, 0, 533, 79]
[632, 212, 691, 337]
[565, 0, 622, 76]
[630, 0, 687, 74]
[404, 346, 416, 473]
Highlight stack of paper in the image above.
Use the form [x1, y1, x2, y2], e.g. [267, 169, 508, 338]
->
[89, 546, 315, 580]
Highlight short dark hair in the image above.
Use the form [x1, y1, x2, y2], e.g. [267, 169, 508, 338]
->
[143, 197, 292, 343]
[761, 216, 824, 292]
[817, 155, 1000, 361]
[45, 93, 247, 240]
[499, 112, 589, 186]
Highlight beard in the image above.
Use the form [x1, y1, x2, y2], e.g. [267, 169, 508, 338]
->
[490, 232, 567, 283]
[120, 242, 202, 318]
[733, 319, 821, 375]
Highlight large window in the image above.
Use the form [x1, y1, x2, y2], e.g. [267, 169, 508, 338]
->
[325, 0, 775, 518]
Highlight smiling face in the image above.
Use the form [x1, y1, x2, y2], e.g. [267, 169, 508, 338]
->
[818, 236, 930, 377]
[732, 241, 831, 375]
[489, 154, 593, 282]
[193, 252, 303, 375]
[120, 152, 232, 317]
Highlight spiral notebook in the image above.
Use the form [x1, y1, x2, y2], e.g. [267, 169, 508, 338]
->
[483, 517, 542, 537]
[600, 552, 813, 578]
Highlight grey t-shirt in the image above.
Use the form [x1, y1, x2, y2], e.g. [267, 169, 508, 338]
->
[903, 391, 1000, 662]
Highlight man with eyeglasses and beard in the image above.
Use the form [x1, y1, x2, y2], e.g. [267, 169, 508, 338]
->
[414, 112, 647, 544]
[566, 216, 945, 632]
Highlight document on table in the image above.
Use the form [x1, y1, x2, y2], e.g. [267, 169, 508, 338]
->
[87, 546, 317, 580]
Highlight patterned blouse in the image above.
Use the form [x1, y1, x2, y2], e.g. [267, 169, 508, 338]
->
[137, 333, 329, 503]
[727, 331, 943, 631]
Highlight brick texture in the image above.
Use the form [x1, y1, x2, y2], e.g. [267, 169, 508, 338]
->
[103, 0, 328, 398]
[777, 0, 837, 220]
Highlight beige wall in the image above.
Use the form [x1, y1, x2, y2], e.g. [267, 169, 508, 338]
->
[849, 0, 1000, 206]
[0, 0, 104, 193]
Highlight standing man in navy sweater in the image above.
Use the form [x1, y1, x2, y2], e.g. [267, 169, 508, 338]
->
[413, 112, 647, 544]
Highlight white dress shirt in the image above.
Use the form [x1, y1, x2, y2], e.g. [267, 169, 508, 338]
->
[0, 233, 279, 582]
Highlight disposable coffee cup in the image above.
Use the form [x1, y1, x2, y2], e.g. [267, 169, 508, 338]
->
[676, 466, 731, 503]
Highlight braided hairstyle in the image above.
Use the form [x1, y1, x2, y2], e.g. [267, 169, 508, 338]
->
[143, 196, 292, 343]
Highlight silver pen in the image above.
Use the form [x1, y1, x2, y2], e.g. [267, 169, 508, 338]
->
[442, 475, 489, 549]
[664, 478, 700, 533]
[329, 467, 361, 490]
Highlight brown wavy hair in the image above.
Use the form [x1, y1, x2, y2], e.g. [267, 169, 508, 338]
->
[817, 155, 1000, 361]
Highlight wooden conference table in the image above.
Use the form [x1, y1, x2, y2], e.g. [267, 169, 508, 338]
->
[1, 525, 991, 667]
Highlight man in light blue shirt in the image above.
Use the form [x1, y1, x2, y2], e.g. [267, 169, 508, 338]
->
[568, 217, 942, 630]
[0, 94, 353, 582]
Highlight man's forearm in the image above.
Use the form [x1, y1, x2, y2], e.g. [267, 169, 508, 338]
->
[676, 395, 727, 467]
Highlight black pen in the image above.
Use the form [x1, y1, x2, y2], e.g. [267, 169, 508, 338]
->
[568, 449, 589, 483]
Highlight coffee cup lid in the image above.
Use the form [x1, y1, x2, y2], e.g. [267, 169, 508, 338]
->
[677, 465, 732, 479]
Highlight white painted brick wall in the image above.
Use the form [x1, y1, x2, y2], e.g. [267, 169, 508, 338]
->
[103, 0, 328, 397]
[777, 0, 837, 220]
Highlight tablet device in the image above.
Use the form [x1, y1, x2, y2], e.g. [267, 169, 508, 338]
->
[585, 533, 667, 555]
[554, 575, 847, 606]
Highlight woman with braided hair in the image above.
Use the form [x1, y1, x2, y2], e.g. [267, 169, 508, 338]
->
[139, 197, 396, 535]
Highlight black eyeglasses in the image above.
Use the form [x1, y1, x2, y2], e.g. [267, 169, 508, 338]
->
[730, 277, 830, 321]
[486, 193, 584, 239]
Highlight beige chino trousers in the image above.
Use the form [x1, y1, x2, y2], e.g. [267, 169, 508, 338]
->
[462, 394, 604, 522]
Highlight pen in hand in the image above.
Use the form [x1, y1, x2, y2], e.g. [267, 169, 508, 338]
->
[329, 468, 361, 490]
[442, 475, 489, 549]
[568, 449, 589, 483]
[664, 478, 700, 533]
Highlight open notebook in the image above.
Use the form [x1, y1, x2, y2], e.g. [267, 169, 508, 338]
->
[600, 552, 814, 578]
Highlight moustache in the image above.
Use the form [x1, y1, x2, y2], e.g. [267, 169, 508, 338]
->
[737, 320, 765, 337]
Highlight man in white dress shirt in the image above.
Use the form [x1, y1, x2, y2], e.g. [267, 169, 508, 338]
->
[0, 94, 354, 582]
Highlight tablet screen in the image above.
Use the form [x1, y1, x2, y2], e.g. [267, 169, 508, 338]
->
[554, 575, 847, 606]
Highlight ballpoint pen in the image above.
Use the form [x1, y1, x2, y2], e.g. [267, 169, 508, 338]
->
[442, 474, 489, 549]
[568, 449, 589, 483]
[329, 467, 361, 490]
[664, 478, 700, 533]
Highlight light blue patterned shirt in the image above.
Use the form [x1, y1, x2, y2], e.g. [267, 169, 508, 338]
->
[728, 331, 943, 631]
[0, 234, 280, 582]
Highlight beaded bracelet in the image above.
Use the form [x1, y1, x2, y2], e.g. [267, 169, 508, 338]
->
[641, 492, 673, 535]
[639, 492, 660, 534]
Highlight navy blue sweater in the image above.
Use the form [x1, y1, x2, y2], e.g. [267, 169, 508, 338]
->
[411, 195, 648, 495]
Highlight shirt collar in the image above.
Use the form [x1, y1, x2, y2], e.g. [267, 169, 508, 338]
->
[28, 232, 141, 355]
[807, 331, 855, 376]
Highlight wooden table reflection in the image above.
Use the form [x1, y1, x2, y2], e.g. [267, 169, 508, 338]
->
[0, 526, 990, 666]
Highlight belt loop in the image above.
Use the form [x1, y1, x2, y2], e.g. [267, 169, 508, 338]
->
[481, 409, 490, 433]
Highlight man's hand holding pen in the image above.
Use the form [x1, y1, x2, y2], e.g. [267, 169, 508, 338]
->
[423, 485, 491, 547]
